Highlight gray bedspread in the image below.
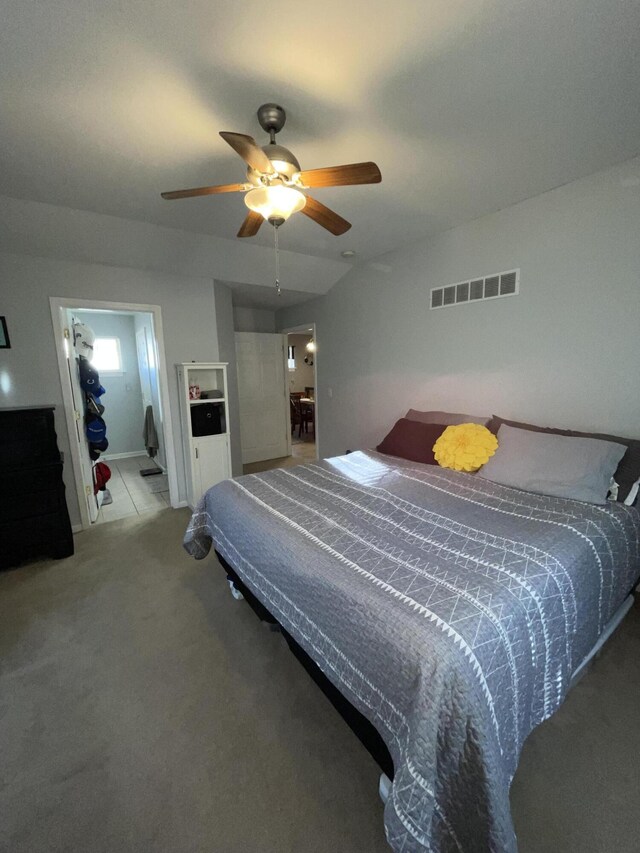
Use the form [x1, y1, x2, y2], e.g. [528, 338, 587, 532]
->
[183, 451, 640, 852]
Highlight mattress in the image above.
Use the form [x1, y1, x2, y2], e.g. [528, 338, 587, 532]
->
[183, 450, 640, 852]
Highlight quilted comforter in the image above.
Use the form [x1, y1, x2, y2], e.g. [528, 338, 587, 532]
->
[183, 451, 640, 852]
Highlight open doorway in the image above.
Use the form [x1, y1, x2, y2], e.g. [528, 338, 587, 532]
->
[286, 328, 317, 465]
[235, 322, 318, 475]
[50, 298, 178, 529]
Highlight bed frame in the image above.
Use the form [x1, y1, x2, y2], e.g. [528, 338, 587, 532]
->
[215, 551, 635, 802]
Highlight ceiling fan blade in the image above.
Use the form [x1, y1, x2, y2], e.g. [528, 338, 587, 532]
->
[301, 195, 351, 235]
[299, 161, 381, 188]
[161, 183, 247, 200]
[220, 131, 274, 174]
[237, 210, 264, 238]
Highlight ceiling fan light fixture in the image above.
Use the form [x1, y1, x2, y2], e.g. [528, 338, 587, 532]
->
[244, 185, 306, 223]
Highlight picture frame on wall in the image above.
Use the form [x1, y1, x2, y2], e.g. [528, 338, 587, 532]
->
[0, 316, 10, 348]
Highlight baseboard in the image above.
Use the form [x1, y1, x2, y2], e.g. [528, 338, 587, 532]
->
[103, 450, 148, 461]
[172, 500, 189, 509]
[71, 523, 84, 534]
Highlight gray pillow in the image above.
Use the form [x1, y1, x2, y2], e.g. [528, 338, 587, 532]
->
[477, 424, 627, 505]
[405, 409, 491, 427]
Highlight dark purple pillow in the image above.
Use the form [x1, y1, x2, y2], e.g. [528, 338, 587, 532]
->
[488, 415, 640, 503]
[377, 419, 446, 464]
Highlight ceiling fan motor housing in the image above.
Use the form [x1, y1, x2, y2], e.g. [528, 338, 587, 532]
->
[264, 144, 301, 179]
[257, 103, 286, 135]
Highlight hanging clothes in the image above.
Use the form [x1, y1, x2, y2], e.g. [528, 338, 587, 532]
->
[143, 405, 159, 458]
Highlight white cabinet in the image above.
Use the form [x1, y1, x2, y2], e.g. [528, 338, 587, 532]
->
[177, 363, 232, 508]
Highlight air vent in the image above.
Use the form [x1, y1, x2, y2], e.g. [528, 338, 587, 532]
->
[430, 269, 519, 310]
[470, 279, 484, 300]
[456, 282, 469, 303]
[484, 276, 499, 298]
[443, 285, 456, 306]
[500, 271, 517, 295]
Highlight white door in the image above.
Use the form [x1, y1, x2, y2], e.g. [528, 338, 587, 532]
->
[235, 332, 289, 464]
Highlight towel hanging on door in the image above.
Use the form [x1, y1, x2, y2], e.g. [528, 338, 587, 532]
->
[143, 405, 159, 458]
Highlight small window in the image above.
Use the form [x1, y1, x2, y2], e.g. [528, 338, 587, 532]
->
[287, 345, 296, 371]
[91, 337, 122, 373]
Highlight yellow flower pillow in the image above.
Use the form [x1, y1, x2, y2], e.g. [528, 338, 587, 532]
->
[433, 423, 498, 472]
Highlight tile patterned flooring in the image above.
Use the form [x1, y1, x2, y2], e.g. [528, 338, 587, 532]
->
[96, 454, 170, 524]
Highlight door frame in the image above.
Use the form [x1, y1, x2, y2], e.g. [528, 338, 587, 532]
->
[136, 326, 153, 412]
[50, 297, 179, 529]
[281, 322, 319, 460]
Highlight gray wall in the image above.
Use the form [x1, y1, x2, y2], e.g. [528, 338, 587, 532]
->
[0, 251, 219, 527]
[278, 156, 640, 458]
[0, 195, 351, 294]
[74, 311, 145, 456]
[233, 306, 276, 333]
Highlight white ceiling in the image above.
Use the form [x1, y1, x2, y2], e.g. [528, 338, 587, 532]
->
[1, 0, 639, 264]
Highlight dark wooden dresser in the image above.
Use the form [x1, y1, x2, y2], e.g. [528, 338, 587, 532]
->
[0, 406, 74, 570]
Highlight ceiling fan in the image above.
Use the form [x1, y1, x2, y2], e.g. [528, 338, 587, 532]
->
[161, 103, 382, 239]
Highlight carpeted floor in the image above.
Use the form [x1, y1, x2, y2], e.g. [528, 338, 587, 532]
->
[0, 508, 638, 853]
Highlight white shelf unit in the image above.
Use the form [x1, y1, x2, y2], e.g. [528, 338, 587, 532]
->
[177, 363, 232, 508]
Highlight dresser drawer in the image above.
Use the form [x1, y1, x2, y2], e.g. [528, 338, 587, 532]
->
[0, 510, 74, 569]
[0, 408, 60, 469]
[0, 482, 66, 521]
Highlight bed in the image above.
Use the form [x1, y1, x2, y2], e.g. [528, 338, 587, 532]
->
[183, 449, 640, 852]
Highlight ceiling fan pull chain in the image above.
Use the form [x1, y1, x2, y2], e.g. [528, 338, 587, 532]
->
[274, 224, 281, 295]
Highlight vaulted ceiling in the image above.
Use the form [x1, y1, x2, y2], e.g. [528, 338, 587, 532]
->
[1, 0, 639, 263]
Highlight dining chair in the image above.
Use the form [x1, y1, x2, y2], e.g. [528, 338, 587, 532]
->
[300, 399, 314, 435]
[290, 395, 308, 438]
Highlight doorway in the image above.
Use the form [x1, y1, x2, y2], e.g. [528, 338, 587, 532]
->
[235, 323, 318, 475]
[50, 298, 178, 529]
[286, 327, 317, 465]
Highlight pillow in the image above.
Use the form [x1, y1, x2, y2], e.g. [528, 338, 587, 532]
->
[433, 423, 498, 472]
[488, 415, 640, 503]
[478, 424, 627, 504]
[376, 419, 446, 464]
[406, 409, 491, 427]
